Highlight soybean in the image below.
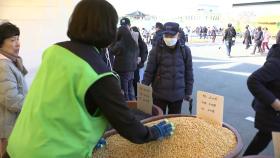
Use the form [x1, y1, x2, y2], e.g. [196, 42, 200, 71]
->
[93, 117, 237, 158]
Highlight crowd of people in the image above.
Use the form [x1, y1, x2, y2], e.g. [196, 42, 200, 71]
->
[246, 26, 272, 55]
[139, 25, 222, 45]
[0, 0, 280, 157]
[210, 23, 275, 58]
[140, 23, 276, 58]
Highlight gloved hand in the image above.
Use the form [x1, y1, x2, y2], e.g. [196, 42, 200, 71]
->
[94, 138, 106, 150]
[151, 119, 175, 140]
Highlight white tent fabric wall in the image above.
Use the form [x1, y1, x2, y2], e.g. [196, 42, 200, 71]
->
[0, 0, 79, 86]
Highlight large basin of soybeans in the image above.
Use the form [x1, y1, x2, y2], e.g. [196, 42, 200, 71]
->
[93, 115, 243, 158]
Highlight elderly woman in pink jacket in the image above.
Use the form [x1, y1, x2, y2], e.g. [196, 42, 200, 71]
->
[0, 22, 28, 158]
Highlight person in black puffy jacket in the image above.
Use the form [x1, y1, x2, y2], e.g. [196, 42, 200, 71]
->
[110, 18, 139, 100]
[243, 42, 280, 156]
[142, 22, 194, 114]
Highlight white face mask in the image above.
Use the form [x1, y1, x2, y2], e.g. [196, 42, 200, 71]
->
[163, 37, 177, 47]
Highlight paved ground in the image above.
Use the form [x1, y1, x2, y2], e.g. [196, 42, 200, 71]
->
[23, 40, 275, 156]
[183, 41, 273, 156]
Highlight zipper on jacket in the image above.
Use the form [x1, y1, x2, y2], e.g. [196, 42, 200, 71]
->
[172, 49, 176, 90]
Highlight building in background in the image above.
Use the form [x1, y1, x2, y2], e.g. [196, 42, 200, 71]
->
[232, 0, 280, 35]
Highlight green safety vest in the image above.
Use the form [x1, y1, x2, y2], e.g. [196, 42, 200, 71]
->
[7, 44, 113, 158]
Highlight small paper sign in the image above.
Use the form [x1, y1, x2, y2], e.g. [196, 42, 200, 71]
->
[272, 132, 280, 158]
[197, 91, 224, 126]
[137, 83, 153, 114]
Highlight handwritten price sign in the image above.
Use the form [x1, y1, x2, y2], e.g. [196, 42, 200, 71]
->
[137, 83, 153, 114]
[272, 132, 280, 158]
[197, 91, 224, 126]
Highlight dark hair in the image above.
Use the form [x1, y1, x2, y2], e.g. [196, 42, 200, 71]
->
[0, 22, 20, 47]
[120, 17, 131, 26]
[155, 22, 163, 30]
[257, 26, 262, 31]
[228, 23, 232, 27]
[131, 26, 139, 32]
[131, 26, 144, 43]
[67, 0, 118, 48]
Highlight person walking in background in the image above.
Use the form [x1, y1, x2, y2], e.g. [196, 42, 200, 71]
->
[199, 26, 203, 39]
[243, 25, 252, 49]
[251, 26, 263, 55]
[142, 22, 194, 114]
[211, 27, 217, 43]
[207, 27, 211, 39]
[151, 22, 164, 48]
[251, 28, 256, 41]
[202, 26, 208, 39]
[222, 23, 236, 57]
[131, 26, 148, 98]
[0, 22, 28, 158]
[184, 26, 190, 43]
[110, 17, 139, 101]
[6, 1, 175, 157]
[243, 33, 280, 156]
[141, 28, 149, 44]
[262, 27, 270, 52]
[179, 27, 187, 44]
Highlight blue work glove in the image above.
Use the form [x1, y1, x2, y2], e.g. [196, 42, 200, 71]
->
[94, 138, 106, 150]
[151, 119, 175, 140]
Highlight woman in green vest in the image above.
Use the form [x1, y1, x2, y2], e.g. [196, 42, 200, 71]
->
[6, 0, 175, 158]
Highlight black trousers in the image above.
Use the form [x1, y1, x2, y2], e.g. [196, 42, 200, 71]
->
[243, 130, 272, 156]
[252, 42, 262, 54]
[153, 98, 183, 114]
[245, 42, 250, 49]
[133, 68, 140, 98]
